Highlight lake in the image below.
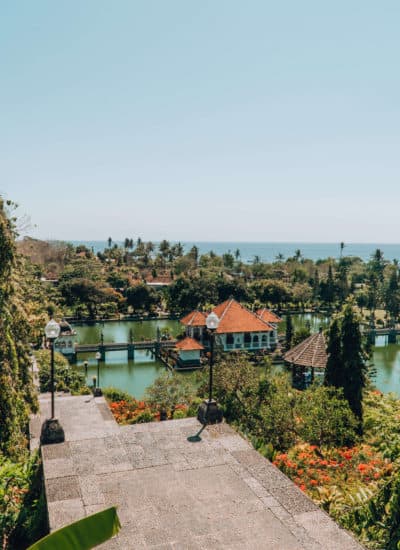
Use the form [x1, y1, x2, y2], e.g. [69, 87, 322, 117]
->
[73, 319, 182, 398]
[72, 316, 400, 398]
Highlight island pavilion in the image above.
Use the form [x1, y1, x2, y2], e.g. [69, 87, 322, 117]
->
[180, 298, 281, 352]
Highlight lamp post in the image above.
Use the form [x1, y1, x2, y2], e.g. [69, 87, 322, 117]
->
[94, 351, 102, 396]
[197, 312, 223, 425]
[40, 319, 65, 445]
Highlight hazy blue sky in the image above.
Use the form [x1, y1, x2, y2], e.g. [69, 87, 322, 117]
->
[1, 1, 399, 242]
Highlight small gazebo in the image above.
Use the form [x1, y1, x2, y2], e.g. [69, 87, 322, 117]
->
[284, 329, 327, 389]
[175, 337, 204, 370]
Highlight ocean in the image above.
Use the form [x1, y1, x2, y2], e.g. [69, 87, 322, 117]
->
[67, 241, 400, 264]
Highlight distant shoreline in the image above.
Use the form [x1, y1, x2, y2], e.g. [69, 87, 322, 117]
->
[62, 240, 400, 264]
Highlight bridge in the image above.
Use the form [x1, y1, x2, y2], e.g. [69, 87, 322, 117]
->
[363, 325, 400, 344]
[73, 339, 177, 361]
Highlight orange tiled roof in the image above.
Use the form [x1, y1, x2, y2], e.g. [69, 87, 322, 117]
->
[284, 332, 327, 369]
[175, 337, 204, 351]
[212, 299, 273, 334]
[180, 311, 207, 327]
[256, 308, 282, 324]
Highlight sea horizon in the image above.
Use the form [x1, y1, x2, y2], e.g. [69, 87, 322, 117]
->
[57, 240, 400, 264]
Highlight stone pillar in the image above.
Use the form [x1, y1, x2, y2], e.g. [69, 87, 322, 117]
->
[128, 344, 135, 360]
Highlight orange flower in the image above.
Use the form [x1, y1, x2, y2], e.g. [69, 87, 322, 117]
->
[310, 479, 318, 486]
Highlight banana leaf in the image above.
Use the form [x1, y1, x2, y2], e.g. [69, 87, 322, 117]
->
[27, 506, 121, 550]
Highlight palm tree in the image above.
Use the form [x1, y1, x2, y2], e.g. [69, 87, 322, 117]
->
[294, 249, 302, 262]
[340, 242, 345, 258]
[159, 239, 170, 260]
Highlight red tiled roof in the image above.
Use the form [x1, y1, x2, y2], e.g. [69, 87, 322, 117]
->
[256, 308, 282, 324]
[212, 299, 272, 334]
[284, 332, 327, 369]
[180, 311, 207, 327]
[175, 337, 204, 351]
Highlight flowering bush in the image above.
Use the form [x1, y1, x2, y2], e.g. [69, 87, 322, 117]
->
[108, 399, 158, 424]
[273, 442, 393, 513]
[107, 398, 192, 424]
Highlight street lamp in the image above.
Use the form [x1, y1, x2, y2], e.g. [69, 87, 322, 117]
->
[94, 351, 102, 396]
[197, 312, 223, 425]
[40, 319, 65, 445]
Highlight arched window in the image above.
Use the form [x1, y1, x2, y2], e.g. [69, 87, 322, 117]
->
[261, 334, 268, 344]
[226, 334, 234, 349]
[252, 334, 259, 347]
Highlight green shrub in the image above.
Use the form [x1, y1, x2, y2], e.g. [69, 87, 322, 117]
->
[172, 409, 187, 419]
[135, 410, 154, 423]
[102, 387, 134, 402]
[35, 350, 86, 395]
[187, 397, 203, 417]
[295, 385, 358, 447]
[145, 372, 195, 418]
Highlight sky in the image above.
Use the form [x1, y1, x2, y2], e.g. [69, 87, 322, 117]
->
[1, 1, 400, 242]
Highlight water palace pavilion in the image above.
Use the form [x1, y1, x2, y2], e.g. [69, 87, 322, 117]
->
[284, 329, 328, 389]
[179, 298, 282, 353]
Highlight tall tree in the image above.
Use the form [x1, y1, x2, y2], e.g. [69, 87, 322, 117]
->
[324, 318, 343, 388]
[285, 314, 293, 350]
[159, 240, 170, 261]
[324, 301, 367, 431]
[385, 267, 400, 322]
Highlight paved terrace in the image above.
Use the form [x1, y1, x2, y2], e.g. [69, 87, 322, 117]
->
[31, 395, 364, 550]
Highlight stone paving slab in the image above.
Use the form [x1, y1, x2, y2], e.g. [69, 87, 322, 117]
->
[31, 395, 365, 549]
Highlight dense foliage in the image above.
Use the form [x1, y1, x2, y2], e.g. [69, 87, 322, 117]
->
[16, 234, 400, 328]
[1, 452, 47, 550]
[35, 350, 89, 395]
[0, 200, 37, 458]
[0, 200, 47, 549]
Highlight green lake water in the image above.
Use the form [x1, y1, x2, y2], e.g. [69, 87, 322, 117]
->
[72, 316, 400, 398]
[73, 319, 182, 398]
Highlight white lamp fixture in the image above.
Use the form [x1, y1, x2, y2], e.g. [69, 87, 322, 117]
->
[45, 319, 60, 340]
[95, 351, 101, 361]
[206, 312, 220, 331]
[40, 318, 64, 445]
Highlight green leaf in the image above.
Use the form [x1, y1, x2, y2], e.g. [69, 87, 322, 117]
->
[27, 506, 121, 550]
